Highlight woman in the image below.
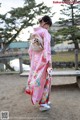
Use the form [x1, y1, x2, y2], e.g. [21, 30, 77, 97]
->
[25, 15, 52, 111]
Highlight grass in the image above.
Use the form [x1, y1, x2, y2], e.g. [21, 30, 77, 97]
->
[52, 51, 80, 62]
[52, 52, 75, 62]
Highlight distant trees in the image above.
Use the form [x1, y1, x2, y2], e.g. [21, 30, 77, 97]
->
[0, 0, 53, 52]
[53, 1, 80, 49]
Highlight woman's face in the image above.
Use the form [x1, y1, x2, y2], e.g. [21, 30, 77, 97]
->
[40, 21, 50, 30]
[43, 24, 50, 30]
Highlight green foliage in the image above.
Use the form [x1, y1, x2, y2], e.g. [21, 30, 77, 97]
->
[52, 2, 80, 49]
[0, 0, 52, 52]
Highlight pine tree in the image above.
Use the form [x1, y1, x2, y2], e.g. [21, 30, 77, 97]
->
[53, 0, 80, 49]
[0, 0, 52, 52]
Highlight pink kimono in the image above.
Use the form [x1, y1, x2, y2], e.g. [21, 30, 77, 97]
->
[25, 26, 52, 105]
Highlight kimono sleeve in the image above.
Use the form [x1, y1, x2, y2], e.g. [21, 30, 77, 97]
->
[28, 45, 33, 60]
[43, 30, 52, 63]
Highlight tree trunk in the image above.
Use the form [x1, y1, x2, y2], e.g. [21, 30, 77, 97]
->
[0, 59, 15, 71]
[74, 41, 79, 49]
[1, 23, 26, 53]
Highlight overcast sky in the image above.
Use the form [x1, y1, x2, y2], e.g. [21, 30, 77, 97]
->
[0, 0, 63, 23]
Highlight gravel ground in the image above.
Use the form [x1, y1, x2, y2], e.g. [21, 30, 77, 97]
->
[0, 74, 80, 120]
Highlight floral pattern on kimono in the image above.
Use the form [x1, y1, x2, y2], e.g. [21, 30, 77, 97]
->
[25, 27, 52, 105]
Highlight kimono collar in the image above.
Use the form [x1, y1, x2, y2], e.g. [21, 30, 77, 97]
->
[34, 26, 42, 31]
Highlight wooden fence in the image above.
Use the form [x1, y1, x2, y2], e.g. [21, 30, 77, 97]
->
[0, 49, 79, 73]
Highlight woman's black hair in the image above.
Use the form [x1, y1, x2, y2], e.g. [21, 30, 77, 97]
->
[39, 15, 52, 26]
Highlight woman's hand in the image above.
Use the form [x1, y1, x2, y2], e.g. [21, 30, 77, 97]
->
[47, 67, 53, 76]
[48, 61, 52, 68]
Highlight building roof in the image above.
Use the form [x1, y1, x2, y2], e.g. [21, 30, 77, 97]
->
[8, 41, 29, 49]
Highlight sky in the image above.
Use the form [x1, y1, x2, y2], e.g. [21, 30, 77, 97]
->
[0, 0, 63, 23]
[0, 0, 64, 41]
